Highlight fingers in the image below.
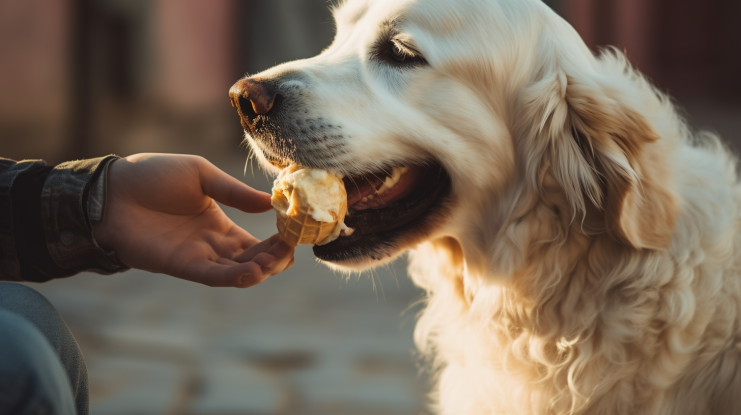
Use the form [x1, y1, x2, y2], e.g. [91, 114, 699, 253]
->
[198, 159, 273, 213]
[216, 258, 239, 266]
[183, 234, 295, 289]
[286, 256, 295, 271]
[233, 234, 295, 277]
[182, 260, 272, 288]
[232, 233, 283, 263]
[255, 239, 295, 276]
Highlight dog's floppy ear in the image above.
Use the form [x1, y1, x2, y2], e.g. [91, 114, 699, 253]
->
[527, 52, 678, 250]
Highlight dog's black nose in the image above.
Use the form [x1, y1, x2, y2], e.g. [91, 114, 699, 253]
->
[229, 78, 278, 129]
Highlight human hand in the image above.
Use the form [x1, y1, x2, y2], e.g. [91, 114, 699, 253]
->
[92, 153, 294, 288]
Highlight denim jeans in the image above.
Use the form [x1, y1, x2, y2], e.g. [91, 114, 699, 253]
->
[0, 283, 88, 415]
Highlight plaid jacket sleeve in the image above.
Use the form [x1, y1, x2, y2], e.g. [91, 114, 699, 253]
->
[0, 156, 129, 282]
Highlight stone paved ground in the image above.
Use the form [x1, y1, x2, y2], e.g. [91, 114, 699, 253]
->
[23, 99, 740, 415]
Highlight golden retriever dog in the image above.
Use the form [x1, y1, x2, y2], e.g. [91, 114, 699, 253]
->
[229, 0, 741, 413]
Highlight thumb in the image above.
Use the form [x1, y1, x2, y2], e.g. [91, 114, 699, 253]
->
[199, 161, 273, 213]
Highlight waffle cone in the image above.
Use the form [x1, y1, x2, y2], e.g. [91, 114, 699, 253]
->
[275, 199, 347, 246]
[271, 166, 348, 246]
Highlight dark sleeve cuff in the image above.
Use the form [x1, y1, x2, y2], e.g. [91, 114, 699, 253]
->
[13, 163, 55, 281]
[0, 159, 48, 280]
[40, 156, 129, 279]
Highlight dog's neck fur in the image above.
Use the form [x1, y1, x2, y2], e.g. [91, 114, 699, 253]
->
[412, 192, 627, 412]
[411, 180, 741, 415]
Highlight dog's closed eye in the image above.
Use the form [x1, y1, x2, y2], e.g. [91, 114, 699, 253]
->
[372, 36, 428, 68]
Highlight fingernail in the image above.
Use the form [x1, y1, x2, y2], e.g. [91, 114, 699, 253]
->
[240, 273, 252, 284]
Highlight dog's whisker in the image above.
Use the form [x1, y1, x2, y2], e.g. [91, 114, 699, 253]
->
[386, 262, 400, 291]
[375, 268, 386, 302]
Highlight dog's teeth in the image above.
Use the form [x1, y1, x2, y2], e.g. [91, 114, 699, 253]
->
[362, 196, 368, 202]
[376, 166, 408, 195]
[367, 195, 374, 200]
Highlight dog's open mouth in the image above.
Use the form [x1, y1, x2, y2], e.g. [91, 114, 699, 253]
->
[313, 162, 452, 262]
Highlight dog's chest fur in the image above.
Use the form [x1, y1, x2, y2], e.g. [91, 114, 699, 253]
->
[408, 143, 741, 415]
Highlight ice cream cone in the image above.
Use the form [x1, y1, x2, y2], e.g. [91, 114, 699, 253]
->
[271, 166, 347, 246]
[274, 197, 347, 245]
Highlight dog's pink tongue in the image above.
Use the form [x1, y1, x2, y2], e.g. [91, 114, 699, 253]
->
[344, 175, 383, 206]
[345, 168, 421, 211]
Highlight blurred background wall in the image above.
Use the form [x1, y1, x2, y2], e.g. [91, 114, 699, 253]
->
[0, 0, 739, 165]
[563, 0, 741, 100]
[0, 0, 334, 164]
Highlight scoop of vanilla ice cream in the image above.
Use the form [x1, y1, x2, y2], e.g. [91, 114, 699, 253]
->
[272, 166, 344, 223]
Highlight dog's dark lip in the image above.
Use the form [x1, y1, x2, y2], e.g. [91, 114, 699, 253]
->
[313, 163, 452, 262]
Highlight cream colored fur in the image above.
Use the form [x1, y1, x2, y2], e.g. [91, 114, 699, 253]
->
[247, 0, 741, 413]
[408, 13, 741, 415]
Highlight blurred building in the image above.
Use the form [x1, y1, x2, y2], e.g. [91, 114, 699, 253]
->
[0, 0, 71, 162]
[0, 0, 738, 164]
[0, 0, 332, 164]
[564, 0, 741, 100]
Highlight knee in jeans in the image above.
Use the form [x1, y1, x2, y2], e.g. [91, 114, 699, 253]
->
[0, 309, 55, 377]
[0, 283, 67, 348]
[0, 282, 56, 313]
[0, 282, 89, 414]
[0, 310, 77, 415]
